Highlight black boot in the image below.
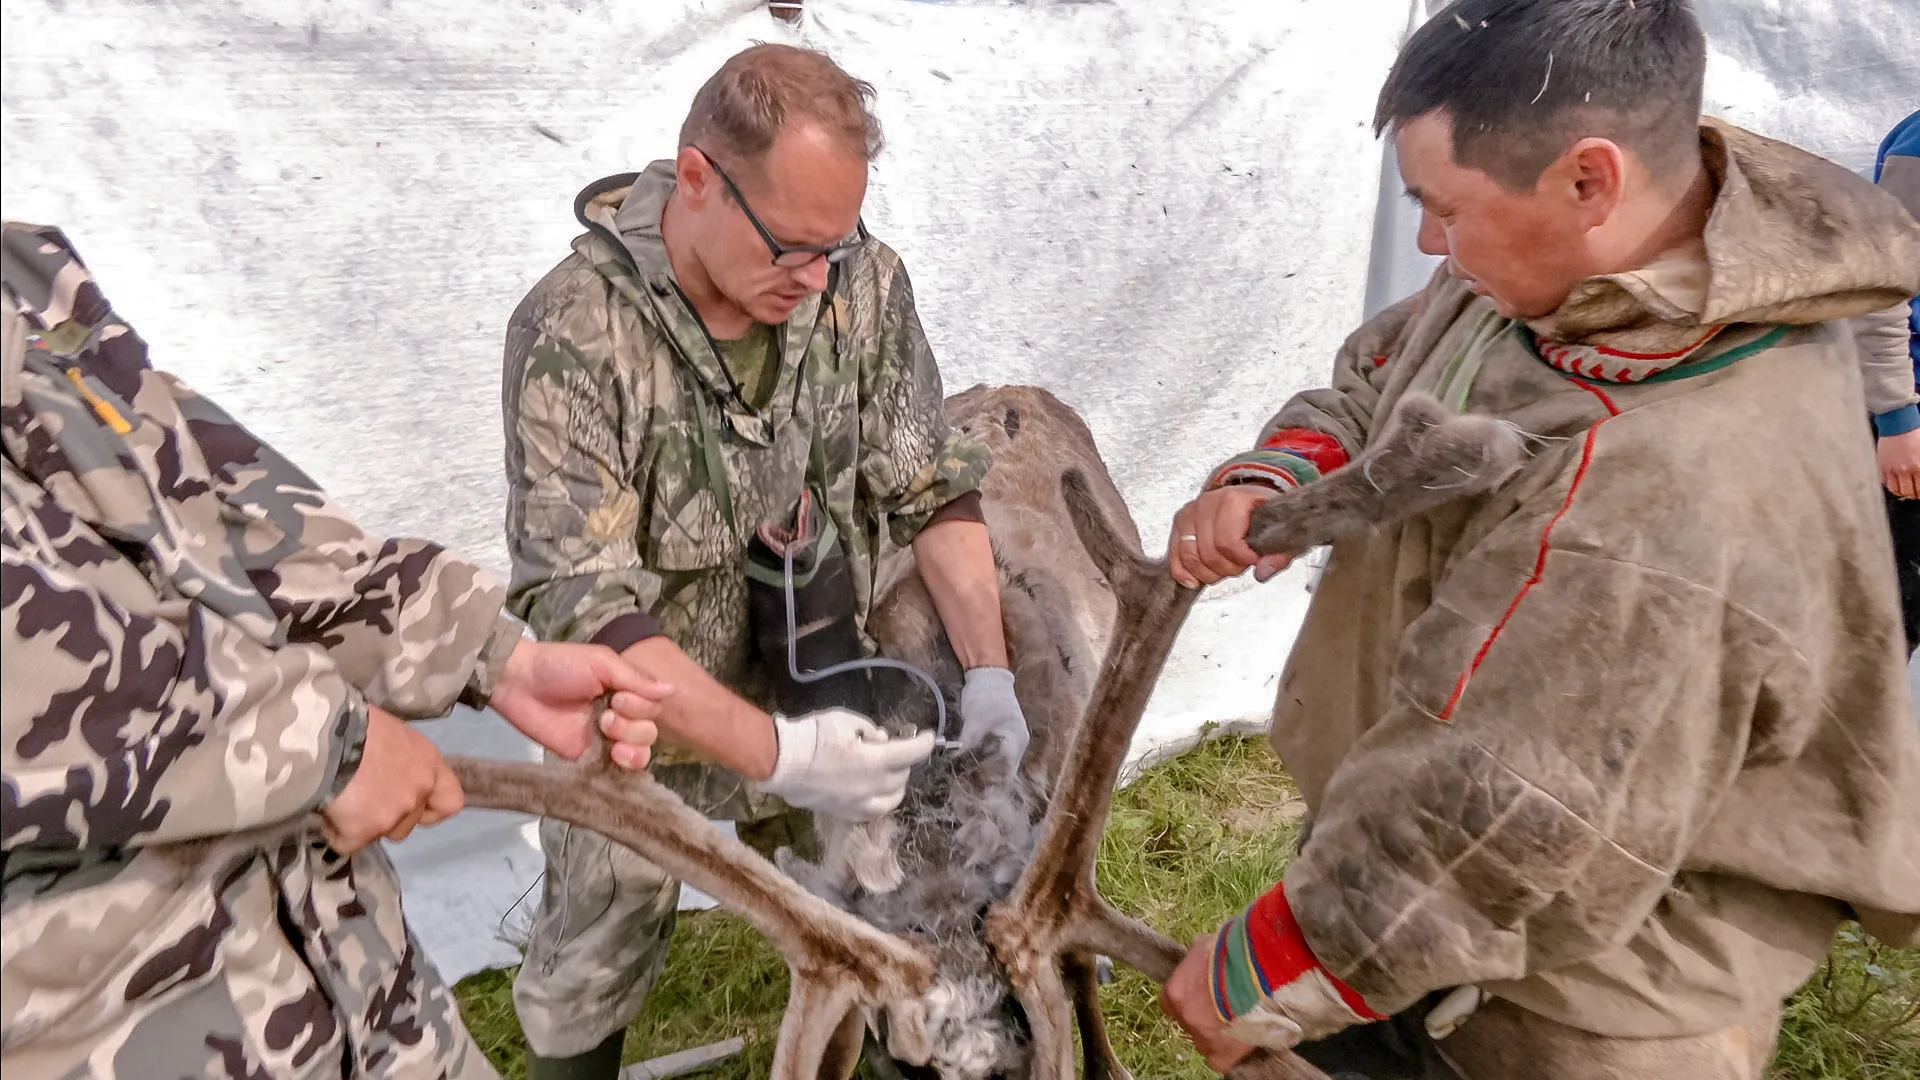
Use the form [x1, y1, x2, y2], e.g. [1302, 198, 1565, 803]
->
[524, 1029, 625, 1080]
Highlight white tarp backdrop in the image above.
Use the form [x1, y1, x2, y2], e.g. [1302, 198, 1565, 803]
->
[4, 0, 1915, 982]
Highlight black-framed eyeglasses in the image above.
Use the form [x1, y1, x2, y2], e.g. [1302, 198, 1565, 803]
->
[692, 145, 866, 268]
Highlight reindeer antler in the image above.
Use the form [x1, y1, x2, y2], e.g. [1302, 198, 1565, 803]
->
[442, 391, 1523, 1080]
[985, 392, 1525, 1080]
[446, 751, 936, 1080]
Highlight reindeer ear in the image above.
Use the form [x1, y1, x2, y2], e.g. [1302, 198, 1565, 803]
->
[1245, 393, 1526, 556]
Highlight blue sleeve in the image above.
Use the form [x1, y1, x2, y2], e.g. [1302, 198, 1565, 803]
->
[1875, 110, 1920, 183]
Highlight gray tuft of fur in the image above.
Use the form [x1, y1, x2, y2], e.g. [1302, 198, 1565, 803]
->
[1246, 392, 1526, 556]
[786, 665, 1044, 1079]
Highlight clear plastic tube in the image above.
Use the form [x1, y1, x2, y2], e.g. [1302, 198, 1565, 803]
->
[781, 541, 961, 750]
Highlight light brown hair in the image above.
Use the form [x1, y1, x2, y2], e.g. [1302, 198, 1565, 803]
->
[679, 44, 884, 171]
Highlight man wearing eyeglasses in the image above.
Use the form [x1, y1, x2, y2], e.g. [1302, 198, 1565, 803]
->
[499, 43, 1023, 1078]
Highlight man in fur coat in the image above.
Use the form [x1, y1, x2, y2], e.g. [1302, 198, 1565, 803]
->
[1159, 3, 1920, 1078]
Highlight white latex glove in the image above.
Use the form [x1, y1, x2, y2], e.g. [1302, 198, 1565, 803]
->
[959, 666, 1029, 765]
[758, 708, 935, 822]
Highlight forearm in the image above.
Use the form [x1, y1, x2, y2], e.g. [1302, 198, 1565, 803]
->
[168, 373, 515, 712]
[1857, 303, 1920, 432]
[2, 555, 367, 850]
[621, 636, 777, 780]
[912, 519, 1009, 669]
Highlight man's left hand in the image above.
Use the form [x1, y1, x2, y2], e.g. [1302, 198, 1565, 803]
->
[491, 640, 673, 768]
[1163, 932, 1257, 1073]
[959, 666, 1029, 765]
[1879, 430, 1920, 499]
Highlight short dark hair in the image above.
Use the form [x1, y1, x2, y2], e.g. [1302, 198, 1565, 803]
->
[1374, 0, 1707, 190]
[679, 44, 884, 171]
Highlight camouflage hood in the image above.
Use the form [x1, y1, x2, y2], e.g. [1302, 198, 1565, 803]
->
[564, 162, 834, 445]
[0, 240, 26, 413]
[1526, 118, 1920, 355]
[573, 162, 676, 277]
[2, 223, 53, 411]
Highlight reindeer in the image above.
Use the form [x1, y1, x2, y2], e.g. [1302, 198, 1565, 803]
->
[449, 385, 1523, 1080]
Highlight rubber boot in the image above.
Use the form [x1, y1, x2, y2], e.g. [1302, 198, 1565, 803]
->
[523, 1029, 625, 1080]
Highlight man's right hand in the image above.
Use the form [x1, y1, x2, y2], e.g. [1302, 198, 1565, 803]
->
[757, 708, 935, 822]
[321, 705, 462, 854]
[1168, 485, 1294, 589]
[1880, 429, 1920, 499]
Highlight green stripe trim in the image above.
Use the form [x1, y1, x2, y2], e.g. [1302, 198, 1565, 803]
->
[1217, 912, 1265, 1019]
[1433, 310, 1512, 412]
[1517, 324, 1790, 385]
[1212, 449, 1321, 488]
[1636, 325, 1789, 383]
[1514, 324, 1547, 365]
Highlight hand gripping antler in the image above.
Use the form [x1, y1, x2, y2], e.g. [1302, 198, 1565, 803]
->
[446, 751, 936, 1079]
[984, 392, 1524, 1080]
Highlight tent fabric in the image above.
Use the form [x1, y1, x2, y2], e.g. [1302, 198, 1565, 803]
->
[3, 0, 1914, 983]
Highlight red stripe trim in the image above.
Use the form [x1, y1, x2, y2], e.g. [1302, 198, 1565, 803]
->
[1536, 328, 1725, 384]
[1256, 429, 1350, 474]
[1589, 326, 1722, 360]
[1242, 885, 1385, 1022]
[1326, 961, 1385, 1020]
[1569, 379, 1621, 417]
[1439, 420, 1605, 720]
[1211, 929, 1234, 1020]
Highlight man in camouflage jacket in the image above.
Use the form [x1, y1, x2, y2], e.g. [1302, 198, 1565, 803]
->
[502, 45, 1024, 1074]
[1, 222, 666, 1079]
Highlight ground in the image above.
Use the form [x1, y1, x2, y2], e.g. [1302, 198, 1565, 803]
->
[452, 736, 1920, 1079]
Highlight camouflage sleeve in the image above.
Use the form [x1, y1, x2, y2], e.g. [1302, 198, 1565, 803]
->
[3, 221, 518, 721]
[2, 476, 367, 850]
[857, 250, 990, 548]
[168, 379, 521, 718]
[502, 321, 665, 650]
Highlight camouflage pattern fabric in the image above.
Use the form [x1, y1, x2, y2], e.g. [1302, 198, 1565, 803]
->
[500, 164, 987, 1055]
[1, 222, 515, 1079]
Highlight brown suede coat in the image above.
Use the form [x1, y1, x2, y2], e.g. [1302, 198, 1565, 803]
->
[1258, 120, 1920, 1054]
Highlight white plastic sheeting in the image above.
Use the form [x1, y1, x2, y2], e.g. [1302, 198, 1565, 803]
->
[4, 0, 1915, 982]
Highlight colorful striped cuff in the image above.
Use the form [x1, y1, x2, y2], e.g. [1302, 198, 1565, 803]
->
[1209, 883, 1386, 1026]
[1205, 449, 1317, 492]
[1210, 906, 1272, 1022]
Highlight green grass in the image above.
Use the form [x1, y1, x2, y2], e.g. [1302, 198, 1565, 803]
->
[1772, 923, 1920, 1080]
[452, 735, 1916, 1079]
[454, 902, 790, 1079]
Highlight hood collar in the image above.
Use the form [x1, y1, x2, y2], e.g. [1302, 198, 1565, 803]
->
[1526, 119, 1920, 356]
[568, 163, 828, 449]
